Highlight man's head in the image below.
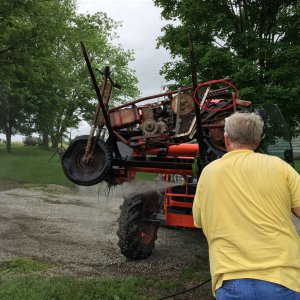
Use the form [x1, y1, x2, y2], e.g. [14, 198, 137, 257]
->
[224, 112, 264, 151]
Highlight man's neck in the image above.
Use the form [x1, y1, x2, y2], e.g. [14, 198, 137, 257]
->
[226, 146, 253, 152]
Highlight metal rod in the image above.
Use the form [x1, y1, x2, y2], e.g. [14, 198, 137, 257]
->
[109, 86, 193, 112]
[188, 31, 206, 175]
[113, 157, 193, 170]
[80, 42, 121, 158]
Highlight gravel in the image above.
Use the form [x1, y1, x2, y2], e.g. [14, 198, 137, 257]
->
[0, 183, 208, 278]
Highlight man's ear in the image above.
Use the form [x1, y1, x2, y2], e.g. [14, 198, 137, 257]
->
[224, 132, 228, 144]
[224, 132, 231, 152]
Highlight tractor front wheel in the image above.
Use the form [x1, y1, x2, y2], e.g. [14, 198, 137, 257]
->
[117, 191, 160, 260]
[62, 136, 112, 186]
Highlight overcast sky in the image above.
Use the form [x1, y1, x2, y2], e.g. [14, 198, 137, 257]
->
[73, 0, 174, 136]
[77, 0, 173, 96]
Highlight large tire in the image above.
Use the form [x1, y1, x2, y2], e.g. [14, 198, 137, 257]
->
[117, 191, 160, 260]
[62, 136, 112, 186]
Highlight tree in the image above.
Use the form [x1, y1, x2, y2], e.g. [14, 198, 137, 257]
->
[0, 0, 39, 152]
[0, 0, 139, 152]
[154, 0, 300, 135]
[46, 11, 139, 149]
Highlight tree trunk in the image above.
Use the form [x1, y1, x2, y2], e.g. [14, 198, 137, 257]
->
[52, 128, 65, 149]
[42, 131, 49, 149]
[51, 135, 59, 150]
[4, 109, 12, 153]
[5, 129, 12, 153]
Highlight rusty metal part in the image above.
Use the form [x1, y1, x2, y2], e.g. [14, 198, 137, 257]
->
[157, 120, 167, 133]
[171, 93, 194, 116]
[141, 119, 159, 135]
[109, 107, 140, 129]
[175, 88, 182, 135]
[83, 125, 95, 163]
[141, 107, 154, 120]
[188, 31, 206, 173]
[80, 42, 121, 158]
[109, 87, 193, 112]
[206, 111, 232, 151]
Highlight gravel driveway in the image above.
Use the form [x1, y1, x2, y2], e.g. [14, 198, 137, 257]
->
[0, 183, 208, 279]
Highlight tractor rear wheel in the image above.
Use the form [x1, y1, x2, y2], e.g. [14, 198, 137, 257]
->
[117, 191, 160, 260]
[62, 136, 112, 186]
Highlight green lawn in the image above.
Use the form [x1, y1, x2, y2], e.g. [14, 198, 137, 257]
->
[0, 144, 157, 189]
[294, 160, 300, 173]
[0, 274, 173, 300]
[0, 145, 73, 188]
[0, 258, 211, 300]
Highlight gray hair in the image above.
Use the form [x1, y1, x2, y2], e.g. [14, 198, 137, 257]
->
[224, 112, 264, 148]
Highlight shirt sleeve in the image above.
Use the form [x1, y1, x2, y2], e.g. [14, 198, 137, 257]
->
[192, 176, 203, 228]
[285, 162, 300, 208]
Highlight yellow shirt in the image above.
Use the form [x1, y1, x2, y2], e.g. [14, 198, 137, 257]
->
[193, 149, 300, 295]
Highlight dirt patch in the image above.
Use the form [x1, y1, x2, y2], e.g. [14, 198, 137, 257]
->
[0, 179, 27, 192]
[0, 184, 208, 280]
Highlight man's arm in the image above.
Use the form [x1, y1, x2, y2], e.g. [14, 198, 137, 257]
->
[285, 163, 300, 218]
[292, 207, 300, 219]
[192, 176, 204, 228]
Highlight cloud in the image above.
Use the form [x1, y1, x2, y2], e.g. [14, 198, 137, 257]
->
[77, 0, 173, 97]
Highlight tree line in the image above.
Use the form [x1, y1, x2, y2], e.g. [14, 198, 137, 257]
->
[154, 0, 300, 136]
[0, 0, 139, 152]
[1, 0, 299, 154]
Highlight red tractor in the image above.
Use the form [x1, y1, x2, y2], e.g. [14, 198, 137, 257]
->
[62, 43, 294, 260]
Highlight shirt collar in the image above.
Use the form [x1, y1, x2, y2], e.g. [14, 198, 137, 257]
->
[223, 149, 254, 158]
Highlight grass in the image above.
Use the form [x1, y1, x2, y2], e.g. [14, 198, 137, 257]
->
[0, 144, 157, 190]
[0, 145, 73, 188]
[180, 261, 210, 282]
[135, 172, 157, 181]
[0, 258, 55, 274]
[0, 258, 201, 300]
[294, 160, 300, 173]
[0, 275, 154, 300]
[0, 272, 208, 300]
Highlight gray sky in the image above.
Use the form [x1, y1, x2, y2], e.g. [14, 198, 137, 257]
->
[77, 0, 172, 96]
[74, 0, 174, 136]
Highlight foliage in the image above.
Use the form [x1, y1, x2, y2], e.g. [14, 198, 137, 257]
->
[0, 0, 140, 152]
[22, 136, 38, 146]
[154, 0, 300, 136]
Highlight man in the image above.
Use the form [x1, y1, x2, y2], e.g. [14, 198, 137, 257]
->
[193, 112, 300, 299]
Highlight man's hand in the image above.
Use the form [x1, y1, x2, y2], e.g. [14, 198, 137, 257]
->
[292, 207, 300, 219]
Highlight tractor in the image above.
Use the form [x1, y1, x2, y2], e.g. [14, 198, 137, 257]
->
[61, 42, 294, 260]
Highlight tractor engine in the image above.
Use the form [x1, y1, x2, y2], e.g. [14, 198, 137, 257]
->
[109, 92, 196, 139]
